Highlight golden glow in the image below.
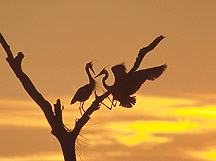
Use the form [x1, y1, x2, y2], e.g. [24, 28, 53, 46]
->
[188, 148, 216, 161]
[0, 99, 35, 107]
[0, 152, 63, 161]
[172, 106, 216, 119]
[1, 1, 216, 161]
[128, 121, 199, 132]
[126, 95, 197, 118]
[115, 133, 169, 146]
[136, 95, 196, 108]
[0, 99, 48, 127]
[0, 114, 48, 127]
[108, 121, 199, 146]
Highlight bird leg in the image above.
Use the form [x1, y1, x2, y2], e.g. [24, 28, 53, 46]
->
[94, 90, 111, 110]
[107, 95, 113, 103]
[106, 95, 117, 108]
[101, 98, 117, 110]
[81, 102, 86, 114]
[108, 96, 118, 110]
[100, 96, 118, 110]
[79, 102, 85, 115]
[100, 101, 112, 110]
[79, 102, 82, 115]
[109, 99, 114, 110]
[102, 89, 112, 102]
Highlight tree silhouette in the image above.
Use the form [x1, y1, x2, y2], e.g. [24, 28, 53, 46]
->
[0, 33, 164, 161]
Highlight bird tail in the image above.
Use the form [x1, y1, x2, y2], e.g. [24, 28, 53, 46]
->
[120, 96, 136, 108]
[70, 98, 76, 104]
[146, 64, 167, 81]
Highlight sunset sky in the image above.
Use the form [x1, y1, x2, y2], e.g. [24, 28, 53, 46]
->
[1, 1, 216, 161]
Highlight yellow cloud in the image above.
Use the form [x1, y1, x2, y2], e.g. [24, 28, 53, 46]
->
[94, 95, 197, 121]
[0, 98, 79, 128]
[188, 148, 216, 161]
[136, 95, 196, 108]
[0, 152, 63, 161]
[107, 120, 199, 146]
[172, 106, 216, 119]
[115, 133, 169, 147]
[142, 121, 198, 132]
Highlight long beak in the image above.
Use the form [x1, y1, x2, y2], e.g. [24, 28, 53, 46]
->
[95, 71, 103, 78]
[90, 65, 96, 75]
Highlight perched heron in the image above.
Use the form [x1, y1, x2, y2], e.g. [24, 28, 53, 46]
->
[70, 61, 96, 114]
[95, 64, 167, 109]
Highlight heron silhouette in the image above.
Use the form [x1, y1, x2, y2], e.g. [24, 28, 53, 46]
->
[70, 61, 96, 114]
[95, 64, 167, 109]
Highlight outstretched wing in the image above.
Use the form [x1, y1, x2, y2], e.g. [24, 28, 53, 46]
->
[128, 35, 165, 74]
[124, 64, 167, 95]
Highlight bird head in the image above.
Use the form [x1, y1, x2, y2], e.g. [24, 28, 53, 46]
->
[87, 61, 96, 75]
[95, 67, 107, 78]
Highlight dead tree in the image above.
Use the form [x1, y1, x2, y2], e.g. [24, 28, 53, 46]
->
[0, 33, 164, 161]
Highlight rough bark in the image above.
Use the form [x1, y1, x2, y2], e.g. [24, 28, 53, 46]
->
[0, 32, 164, 161]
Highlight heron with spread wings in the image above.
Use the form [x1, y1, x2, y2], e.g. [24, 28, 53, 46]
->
[95, 35, 167, 109]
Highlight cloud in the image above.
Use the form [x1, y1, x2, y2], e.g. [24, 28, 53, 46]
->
[1, 95, 216, 161]
[82, 129, 216, 161]
[188, 148, 216, 161]
[0, 152, 63, 161]
[106, 120, 199, 146]
[0, 125, 60, 157]
[172, 106, 216, 120]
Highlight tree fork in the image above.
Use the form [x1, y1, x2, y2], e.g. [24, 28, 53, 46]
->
[0, 32, 164, 161]
[0, 33, 110, 161]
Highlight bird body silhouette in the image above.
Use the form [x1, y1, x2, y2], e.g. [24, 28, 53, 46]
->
[96, 64, 167, 108]
[71, 62, 96, 114]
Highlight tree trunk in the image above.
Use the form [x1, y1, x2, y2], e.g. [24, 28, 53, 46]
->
[60, 137, 76, 161]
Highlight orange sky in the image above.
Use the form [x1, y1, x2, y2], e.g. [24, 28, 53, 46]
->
[0, 1, 216, 161]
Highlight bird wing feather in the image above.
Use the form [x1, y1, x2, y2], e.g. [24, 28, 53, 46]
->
[71, 83, 95, 104]
[123, 64, 167, 95]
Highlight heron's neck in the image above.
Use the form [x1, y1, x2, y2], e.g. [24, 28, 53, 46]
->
[103, 72, 111, 90]
[86, 66, 94, 84]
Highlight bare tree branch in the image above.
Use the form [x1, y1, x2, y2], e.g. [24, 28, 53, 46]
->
[1, 32, 165, 161]
[73, 91, 111, 137]
[0, 32, 111, 161]
[0, 33, 57, 130]
[0, 33, 14, 59]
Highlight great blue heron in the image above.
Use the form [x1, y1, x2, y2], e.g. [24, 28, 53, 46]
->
[95, 64, 167, 109]
[70, 61, 96, 114]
